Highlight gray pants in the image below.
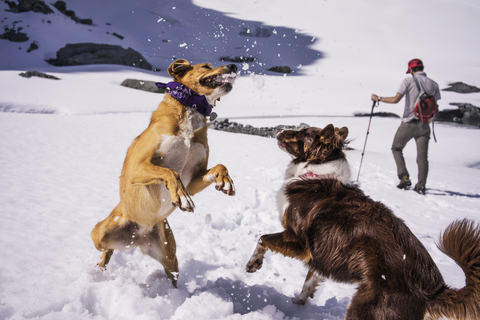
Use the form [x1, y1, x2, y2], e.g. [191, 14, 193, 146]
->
[391, 121, 430, 188]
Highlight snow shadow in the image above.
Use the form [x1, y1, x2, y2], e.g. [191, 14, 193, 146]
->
[427, 188, 480, 199]
[191, 277, 347, 319]
[141, 258, 348, 319]
[145, 0, 323, 75]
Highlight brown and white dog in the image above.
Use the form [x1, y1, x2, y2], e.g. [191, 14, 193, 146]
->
[91, 59, 237, 287]
[246, 124, 480, 319]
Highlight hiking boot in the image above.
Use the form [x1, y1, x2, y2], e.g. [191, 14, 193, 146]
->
[414, 185, 426, 195]
[397, 176, 412, 189]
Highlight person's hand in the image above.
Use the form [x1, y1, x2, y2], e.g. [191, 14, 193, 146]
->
[371, 94, 380, 102]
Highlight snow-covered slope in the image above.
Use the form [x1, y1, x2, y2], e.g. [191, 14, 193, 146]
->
[1, 0, 480, 319]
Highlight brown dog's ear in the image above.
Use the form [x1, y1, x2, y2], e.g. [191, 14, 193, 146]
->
[303, 127, 321, 149]
[319, 124, 335, 144]
[168, 59, 193, 79]
[335, 126, 349, 143]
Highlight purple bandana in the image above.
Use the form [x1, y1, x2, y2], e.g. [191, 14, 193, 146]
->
[155, 81, 213, 117]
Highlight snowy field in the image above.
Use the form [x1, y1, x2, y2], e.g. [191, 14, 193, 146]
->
[1, 0, 480, 319]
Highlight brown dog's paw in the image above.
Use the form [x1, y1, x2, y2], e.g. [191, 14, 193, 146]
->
[245, 255, 264, 273]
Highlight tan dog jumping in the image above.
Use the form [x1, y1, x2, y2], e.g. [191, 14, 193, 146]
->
[91, 59, 237, 287]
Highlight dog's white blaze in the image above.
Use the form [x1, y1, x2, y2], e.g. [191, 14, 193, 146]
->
[155, 109, 207, 216]
[277, 159, 353, 222]
[284, 159, 352, 184]
[206, 87, 226, 105]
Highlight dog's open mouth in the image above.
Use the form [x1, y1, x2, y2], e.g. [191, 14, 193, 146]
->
[200, 72, 237, 89]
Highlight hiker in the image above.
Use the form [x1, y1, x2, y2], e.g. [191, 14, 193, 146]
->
[371, 59, 441, 195]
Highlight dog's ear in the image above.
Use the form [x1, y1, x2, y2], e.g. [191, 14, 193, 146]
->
[303, 127, 321, 149]
[168, 59, 193, 79]
[319, 124, 335, 144]
[305, 124, 335, 162]
[335, 126, 349, 143]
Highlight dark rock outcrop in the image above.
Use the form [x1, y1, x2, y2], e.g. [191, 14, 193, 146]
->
[435, 108, 463, 123]
[19, 71, 60, 80]
[5, 0, 53, 14]
[46, 43, 153, 70]
[220, 56, 256, 63]
[267, 66, 292, 74]
[112, 32, 124, 40]
[442, 103, 480, 126]
[0, 26, 28, 42]
[442, 82, 480, 94]
[121, 79, 166, 93]
[239, 27, 274, 38]
[27, 40, 38, 52]
[208, 118, 309, 138]
[354, 112, 400, 118]
[52, 1, 92, 25]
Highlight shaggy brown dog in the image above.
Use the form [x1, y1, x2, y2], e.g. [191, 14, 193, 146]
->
[246, 124, 480, 319]
[91, 59, 237, 287]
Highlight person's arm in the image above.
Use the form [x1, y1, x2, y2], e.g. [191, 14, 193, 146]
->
[371, 93, 403, 104]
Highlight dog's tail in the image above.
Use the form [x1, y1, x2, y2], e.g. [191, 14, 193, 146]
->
[426, 219, 480, 320]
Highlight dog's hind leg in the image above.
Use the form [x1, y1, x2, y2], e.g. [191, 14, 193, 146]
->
[97, 249, 114, 269]
[91, 205, 131, 269]
[246, 231, 309, 273]
[292, 269, 325, 305]
[138, 219, 179, 288]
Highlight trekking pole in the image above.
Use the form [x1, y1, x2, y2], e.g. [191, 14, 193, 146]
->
[356, 100, 378, 183]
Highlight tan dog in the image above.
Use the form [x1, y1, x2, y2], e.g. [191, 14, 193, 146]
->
[91, 59, 237, 287]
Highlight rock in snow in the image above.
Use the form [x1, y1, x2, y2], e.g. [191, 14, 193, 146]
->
[46, 43, 153, 70]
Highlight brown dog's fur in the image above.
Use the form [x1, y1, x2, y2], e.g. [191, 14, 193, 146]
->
[91, 59, 237, 287]
[246, 124, 480, 319]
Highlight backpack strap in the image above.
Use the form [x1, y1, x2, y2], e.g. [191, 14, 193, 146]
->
[413, 73, 439, 98]
[412, 74, 424, 121]
[413, 74, 438, 143]
[412, 74, 423, 93]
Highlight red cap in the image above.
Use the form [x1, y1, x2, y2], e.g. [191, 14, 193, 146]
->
[406, 59, 423, 74]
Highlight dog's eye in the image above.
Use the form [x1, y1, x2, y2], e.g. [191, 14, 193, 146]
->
[202, 65, 213, 70]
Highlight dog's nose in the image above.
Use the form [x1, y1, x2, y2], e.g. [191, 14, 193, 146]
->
[227, 64, 237, 73]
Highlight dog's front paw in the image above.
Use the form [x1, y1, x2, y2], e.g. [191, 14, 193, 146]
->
[172, 193, 195, 212]
[167, 177, 195, 212]
[246, 258, 263, 273]
[246, 242, 267, 273]
[245, 251, 266, 273]
[210, 164, 236, 196]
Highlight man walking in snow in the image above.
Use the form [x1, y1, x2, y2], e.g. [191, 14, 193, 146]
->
[371, 59, 441, 195]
